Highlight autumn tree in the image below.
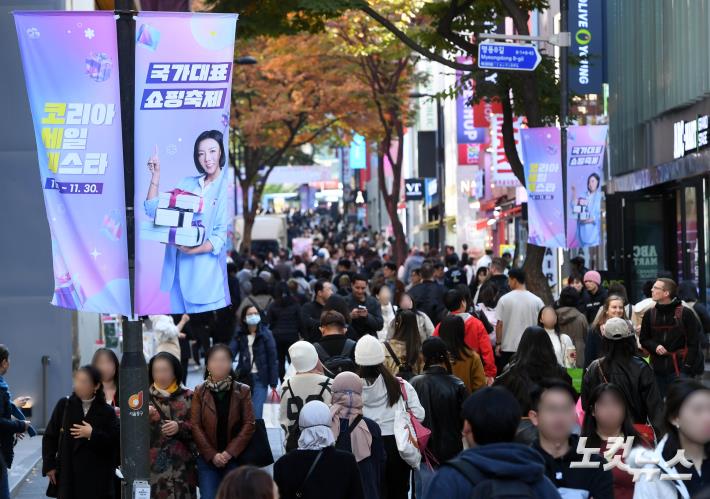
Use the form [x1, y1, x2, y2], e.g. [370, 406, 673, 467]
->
[327, 1, 420, 265]
[230, 33, 371, 251]
[211, 0, 561, 302]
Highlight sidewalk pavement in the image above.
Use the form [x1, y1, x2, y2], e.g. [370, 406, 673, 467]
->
[8, 436, 42, 497]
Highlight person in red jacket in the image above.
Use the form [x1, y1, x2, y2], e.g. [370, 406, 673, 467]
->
[434, 289, 497, 384]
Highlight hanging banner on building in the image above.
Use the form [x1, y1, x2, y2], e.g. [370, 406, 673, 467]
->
[566, 125, 608, 248]
[14, 12, 131, 314]
[134, 12, 238, 314]
[456, 57, 487, 167]
[569, 0, 604, 94]
[489, 113, 524, 187]
[521, 127, 565, 248]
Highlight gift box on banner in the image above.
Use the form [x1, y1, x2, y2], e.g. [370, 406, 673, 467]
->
[140, 221, 205, 247]
[154, 207, 194, 228]
[85, 52, 112, 82]
[158, 189, 204, 213]
[53, 272, 87, 308]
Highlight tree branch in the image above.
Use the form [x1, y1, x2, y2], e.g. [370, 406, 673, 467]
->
[359, 4, 475, 71]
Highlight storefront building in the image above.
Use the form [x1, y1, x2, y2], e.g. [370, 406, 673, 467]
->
[605, 0, 710, 302]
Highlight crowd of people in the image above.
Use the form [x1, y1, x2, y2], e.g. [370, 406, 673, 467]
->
[2, 215, 710, 498]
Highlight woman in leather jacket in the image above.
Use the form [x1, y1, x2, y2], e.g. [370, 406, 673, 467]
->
[410, 337, 468, 498]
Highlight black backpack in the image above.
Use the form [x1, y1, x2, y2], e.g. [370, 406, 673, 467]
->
[445, 457, 535, 499]
[383, 341, 415, 381]
[284, 379, 331, 452]
[314, 340, 357, 378]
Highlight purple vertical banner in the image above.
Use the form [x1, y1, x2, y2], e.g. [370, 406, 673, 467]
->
[566, 125, 608, 248]
[521, 127, 565, 248]
[134, 12, 237, 314]
[14, 12, 131, 314]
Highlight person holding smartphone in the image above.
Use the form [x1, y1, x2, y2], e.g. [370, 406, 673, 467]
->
[345, 275, 383, 340]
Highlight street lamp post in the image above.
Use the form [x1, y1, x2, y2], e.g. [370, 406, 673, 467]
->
[411, 92, 446, 255]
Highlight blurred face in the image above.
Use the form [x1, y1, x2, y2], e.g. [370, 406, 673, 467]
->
[152, 358, 176, 390]
[540, 308, 557, 329]
[399, 294, 413, 310]
[74, 370, 98, 400]
[352, 280, 367, 301]
[207, 349, 233, 380]
[411, 272, 422, 285]
[319, 282, 334, 301]
[197, 137, 221, 177]
[0, 358, 9, 376]
[570, 279, 583, 292]
[606, 299, 625, 319]
[592, 391, 626, 432]
[245, 306, 260, 327]
[588, 175, 599, 192]
[94, 353, 116, 383]
[651, 280, 670, 303]
[530, 389, 577, 442]
[477, 268, 488, 284]
[378, 286, 392, 305]
[383, 267, 394, 279]
[674, 391, 710, 446]
[584, 279, 599, 294]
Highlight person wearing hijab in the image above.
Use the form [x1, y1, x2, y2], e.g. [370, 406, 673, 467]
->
[274, 401, 364, 499]
[331, 372, 386, 499]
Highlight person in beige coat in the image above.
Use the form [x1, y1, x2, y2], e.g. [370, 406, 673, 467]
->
[555, 287, 589, 367]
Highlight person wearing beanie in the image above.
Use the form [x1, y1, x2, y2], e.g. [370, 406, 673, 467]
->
[583, 270, 608, 324]
[582, 317, 663, 437]
[280, 341, 332, 452]
[355, 335, 424, 499]
[409, 338, 468, 498]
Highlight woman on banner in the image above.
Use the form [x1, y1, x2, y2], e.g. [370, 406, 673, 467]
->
[145, 130, 229, 313]
[570, 172, 602, 247]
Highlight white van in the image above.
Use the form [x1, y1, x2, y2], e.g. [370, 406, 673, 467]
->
[234, 214, 287, 255]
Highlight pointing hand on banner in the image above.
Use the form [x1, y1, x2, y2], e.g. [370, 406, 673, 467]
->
[147, 144, 160, 176]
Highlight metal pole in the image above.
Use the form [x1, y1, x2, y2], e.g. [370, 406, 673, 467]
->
[560, 0, 569, 251]
[116, 2, 150, 498]
[436, 96, 446, 255]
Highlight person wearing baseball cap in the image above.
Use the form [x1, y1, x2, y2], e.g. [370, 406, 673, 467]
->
[582, 270, 608, 324]
[581, 317, 663, 436]
[279, 341, 332, 452]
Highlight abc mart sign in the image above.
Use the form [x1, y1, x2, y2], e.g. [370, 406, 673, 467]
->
[673, 114, 709, 159]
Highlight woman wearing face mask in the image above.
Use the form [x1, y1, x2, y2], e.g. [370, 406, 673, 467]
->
[232, 306, 279, 419]
[42, 365, 119, 499]
[629, 380, 710, 498]
[585, 295, 627, 368]
[191, 345, 256, 499]
[144, 130, 230, 313]
[148, 352, 196, 499]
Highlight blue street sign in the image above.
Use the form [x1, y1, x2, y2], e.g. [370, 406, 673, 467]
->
[477, 41, 542, 71]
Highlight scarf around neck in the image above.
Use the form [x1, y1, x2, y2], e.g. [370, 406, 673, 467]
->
[206, 375, 233, 393]
[151, 381, 180, 398]
[330, 372, 372, 462]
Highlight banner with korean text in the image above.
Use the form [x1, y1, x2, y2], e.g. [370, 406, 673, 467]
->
[14, 12, 131, 314]
[134, 12, 237, 314]
[566, 125, 608, 248]
[521, 127, 565, 248]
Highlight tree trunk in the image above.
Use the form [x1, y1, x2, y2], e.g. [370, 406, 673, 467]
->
[523, 243, 553, 304]
[384, 196, 407, 265]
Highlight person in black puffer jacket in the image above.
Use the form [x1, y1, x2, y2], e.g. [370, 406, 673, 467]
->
[267, 282, 303, 381]
[410, 337, 468, 495]
[582, 317, 663, 435]
[640, 278, 701, 398]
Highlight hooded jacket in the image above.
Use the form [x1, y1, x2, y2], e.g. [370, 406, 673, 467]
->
[556, 306, 588, 367]
[424, 443, 562, 499]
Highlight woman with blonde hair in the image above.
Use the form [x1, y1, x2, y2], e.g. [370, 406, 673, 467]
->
[585, 294, 628, 368]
